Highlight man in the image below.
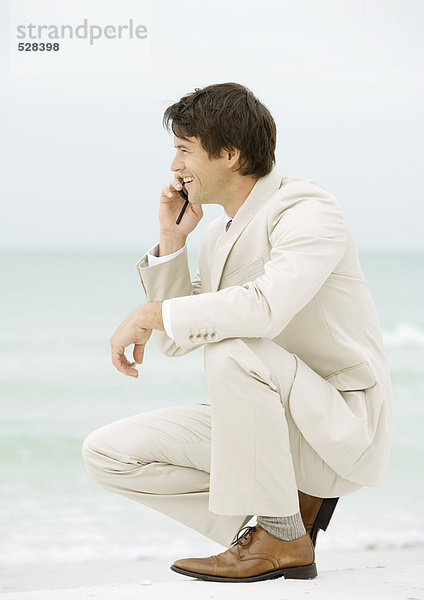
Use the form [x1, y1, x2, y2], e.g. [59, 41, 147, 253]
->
[83, 83, 393, 583]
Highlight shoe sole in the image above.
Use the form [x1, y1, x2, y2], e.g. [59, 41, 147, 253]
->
[170, 562, 318, 582]
[310, 497, 339, 547]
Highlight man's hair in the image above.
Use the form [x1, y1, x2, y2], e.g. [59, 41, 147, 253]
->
[163, 82, 276, 178]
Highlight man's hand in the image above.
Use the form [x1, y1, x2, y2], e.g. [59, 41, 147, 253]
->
[110, 303, 163, 378]
[159, 175, 203, 255]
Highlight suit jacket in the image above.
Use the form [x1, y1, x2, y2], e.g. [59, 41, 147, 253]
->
[137, 170, 393, 487]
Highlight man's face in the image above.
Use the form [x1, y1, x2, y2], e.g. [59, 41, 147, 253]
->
[170, 135, 230, 206]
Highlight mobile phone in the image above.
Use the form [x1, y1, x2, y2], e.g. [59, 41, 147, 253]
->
[176, 185, 189, 224]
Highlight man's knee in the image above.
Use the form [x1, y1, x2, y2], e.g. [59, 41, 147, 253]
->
[204, 337, 298, 407]
[82, 430, 112, 486]
[204, 338, 249, 376]
[82, 425, 139, 488]
[205, 337, 279, 388]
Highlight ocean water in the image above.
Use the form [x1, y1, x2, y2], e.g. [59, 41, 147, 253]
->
[0, 248, 423, 566]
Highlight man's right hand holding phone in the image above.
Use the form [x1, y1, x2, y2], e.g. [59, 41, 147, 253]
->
[158, 175, 203, 256]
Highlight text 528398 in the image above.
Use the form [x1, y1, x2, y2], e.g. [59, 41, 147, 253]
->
[18, 43, 60, 51]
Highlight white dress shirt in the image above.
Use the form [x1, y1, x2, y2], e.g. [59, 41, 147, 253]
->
[147, 211, 232, 339]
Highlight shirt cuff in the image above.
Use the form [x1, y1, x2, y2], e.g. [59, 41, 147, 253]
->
[147, 242, 186, 267]
[162, 299, 174, 339]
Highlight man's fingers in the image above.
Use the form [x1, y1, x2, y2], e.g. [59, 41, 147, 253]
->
[133, 343, 145, 364]
[170, 177, 183, 191]
[110, 314, 151, 378]
[111, 344, 138, 378]
[161, 179, 184, 200]
[161, 184, 173, 199]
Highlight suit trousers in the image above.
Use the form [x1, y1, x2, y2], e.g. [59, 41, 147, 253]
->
[83, 338, 361, 547]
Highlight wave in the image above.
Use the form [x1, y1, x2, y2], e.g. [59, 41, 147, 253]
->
[383, 323, 424, 349]
[0, 528, 422, 566]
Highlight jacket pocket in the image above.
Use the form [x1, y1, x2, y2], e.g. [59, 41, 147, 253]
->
[324, 362, 376, 391]
[224, 258, 265, 286]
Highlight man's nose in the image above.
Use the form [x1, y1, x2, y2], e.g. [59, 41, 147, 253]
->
[170, 153, 184, 173]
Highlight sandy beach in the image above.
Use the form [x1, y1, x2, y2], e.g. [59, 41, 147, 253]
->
[1, 548, 423, 600]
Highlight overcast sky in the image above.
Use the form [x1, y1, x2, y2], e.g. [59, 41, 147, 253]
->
[1, 0, 423, 251]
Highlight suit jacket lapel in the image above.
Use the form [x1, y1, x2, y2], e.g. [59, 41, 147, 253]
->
[210, 170, 283, 292]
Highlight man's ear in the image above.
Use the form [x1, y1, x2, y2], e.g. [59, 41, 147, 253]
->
[225, 147, 241, 170]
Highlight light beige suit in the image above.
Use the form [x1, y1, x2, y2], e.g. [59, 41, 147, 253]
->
[83, 170, 393, 547]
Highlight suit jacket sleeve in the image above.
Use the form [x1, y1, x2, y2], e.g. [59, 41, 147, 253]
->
[169, 189, 348, 351]
[136, 245, 204, 356]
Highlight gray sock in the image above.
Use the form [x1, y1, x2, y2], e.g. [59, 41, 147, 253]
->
[257, 513, 306, 541]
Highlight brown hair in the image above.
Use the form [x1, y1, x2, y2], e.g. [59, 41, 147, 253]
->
[163, 82, 276, 178]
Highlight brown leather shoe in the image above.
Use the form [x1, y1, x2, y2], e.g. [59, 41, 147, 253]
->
[298, 491, 339, 547]
[170, 525, 317, 582]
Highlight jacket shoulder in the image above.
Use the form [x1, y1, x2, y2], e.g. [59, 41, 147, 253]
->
[279, 176, 335, 199]
[266, 176, 346, 240]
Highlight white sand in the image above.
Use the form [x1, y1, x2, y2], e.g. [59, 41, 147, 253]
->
[1, 549, 423, 599]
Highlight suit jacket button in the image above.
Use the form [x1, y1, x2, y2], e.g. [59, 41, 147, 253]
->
[189, 335, 196, 343]
[204, 333, 211, 341]
[211, 333, 218, 340]
[196, 334, 203, 341]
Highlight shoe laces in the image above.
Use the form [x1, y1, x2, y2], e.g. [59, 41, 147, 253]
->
[231, 525, 256, 547]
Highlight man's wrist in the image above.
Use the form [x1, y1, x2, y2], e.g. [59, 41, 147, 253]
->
[159, 232, 187, 256]
[137, 301, 165, 331]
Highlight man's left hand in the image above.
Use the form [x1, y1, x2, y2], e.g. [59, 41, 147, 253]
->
[110, 303, 163, 378]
